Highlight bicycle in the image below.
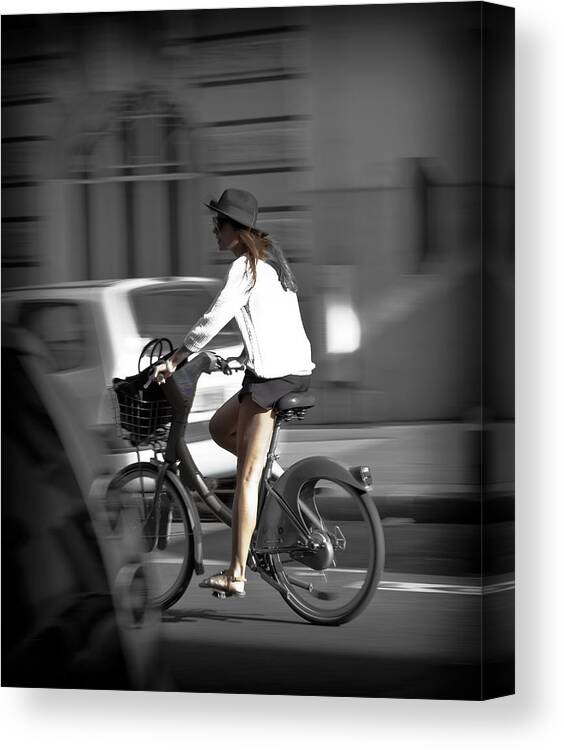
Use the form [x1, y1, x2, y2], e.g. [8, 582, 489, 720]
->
[107, 339, 385, 625]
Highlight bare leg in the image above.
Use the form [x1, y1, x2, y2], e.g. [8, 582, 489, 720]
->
[229, 395, 275, 582]
[208, 392, 241, 455]
[209, 392, 285, 478]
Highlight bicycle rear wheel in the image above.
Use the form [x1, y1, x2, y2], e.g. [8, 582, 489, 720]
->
[106, 462, 194, 610]
[267, 478, 384, 626]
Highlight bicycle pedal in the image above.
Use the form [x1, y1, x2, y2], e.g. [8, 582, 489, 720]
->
[212, 590, 227, 600]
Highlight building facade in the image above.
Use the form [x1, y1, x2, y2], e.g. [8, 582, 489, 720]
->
[2, 5, 514, 423]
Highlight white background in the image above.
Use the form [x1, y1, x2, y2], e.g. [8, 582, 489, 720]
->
[1, 1, 563, 748]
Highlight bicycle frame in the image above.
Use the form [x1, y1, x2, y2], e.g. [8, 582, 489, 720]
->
[153, 353, 370, 576]
[155, 355, 305, 533]
[257, 415, 312, 540]
[158, 357, 233, 526]
[111, 347, 384, 622]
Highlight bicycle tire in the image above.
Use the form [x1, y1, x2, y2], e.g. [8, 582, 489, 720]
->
[106, 462, 195, 610]
[266, 478, 385, 626]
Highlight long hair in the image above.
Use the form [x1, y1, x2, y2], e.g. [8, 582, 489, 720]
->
[233, 223, 298, 293]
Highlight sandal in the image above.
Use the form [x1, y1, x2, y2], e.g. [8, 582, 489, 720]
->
[199, 570, 246, 599]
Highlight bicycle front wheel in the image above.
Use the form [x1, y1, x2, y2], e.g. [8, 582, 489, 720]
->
[268, 478, 384, 626]
[106, 462, 194, 610]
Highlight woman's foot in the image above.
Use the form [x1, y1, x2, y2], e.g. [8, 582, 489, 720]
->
[199, 570, 246, 598]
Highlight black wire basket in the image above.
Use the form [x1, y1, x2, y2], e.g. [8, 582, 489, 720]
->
[110, 385, 173, 446]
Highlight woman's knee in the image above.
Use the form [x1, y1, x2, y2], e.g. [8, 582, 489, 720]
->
[235, 397, 274, 482]
[210, 420, 236, 451]
[208, 412, 224, 443]
[209, 395, 239, 445]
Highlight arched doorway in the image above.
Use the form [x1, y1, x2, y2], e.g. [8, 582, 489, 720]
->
[62, 87, 202, 280]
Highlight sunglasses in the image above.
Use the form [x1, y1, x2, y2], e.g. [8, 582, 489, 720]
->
[212, 216, 228, 231]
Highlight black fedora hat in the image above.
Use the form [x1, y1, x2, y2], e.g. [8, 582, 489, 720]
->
[204, 188, 258, 229]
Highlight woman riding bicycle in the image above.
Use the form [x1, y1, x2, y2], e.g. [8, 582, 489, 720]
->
[153, 188, 315, 598]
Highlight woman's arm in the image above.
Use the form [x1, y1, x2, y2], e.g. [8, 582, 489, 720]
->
[154, 257, 251, 383]
[170, 344, 191, 368]
[152, 343, 191, 382]
[182, 255, 252, 353]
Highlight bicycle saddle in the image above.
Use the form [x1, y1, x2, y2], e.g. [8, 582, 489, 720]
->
[276, 392, 316, 412]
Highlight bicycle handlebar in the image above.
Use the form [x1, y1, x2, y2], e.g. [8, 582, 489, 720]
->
[144, 351, 245, 389]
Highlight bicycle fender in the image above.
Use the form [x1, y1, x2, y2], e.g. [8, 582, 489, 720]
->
[164, 469, 204, 575]
[274, 456, 368, 497]
[255, 457, 368, 553]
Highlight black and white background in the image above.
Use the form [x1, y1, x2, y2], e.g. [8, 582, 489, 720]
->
[0, 0, 562, 747]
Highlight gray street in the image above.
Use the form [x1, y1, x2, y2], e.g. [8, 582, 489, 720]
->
[160, 520, 514, 700]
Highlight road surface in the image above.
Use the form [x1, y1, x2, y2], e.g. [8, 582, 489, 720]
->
[160, 521, 514, 700]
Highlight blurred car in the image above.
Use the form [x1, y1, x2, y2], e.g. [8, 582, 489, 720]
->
[2, 277, 244, 478]
[2, 324, 166, 690]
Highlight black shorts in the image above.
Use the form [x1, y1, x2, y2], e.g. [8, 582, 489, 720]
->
[238, 369, 311, 410]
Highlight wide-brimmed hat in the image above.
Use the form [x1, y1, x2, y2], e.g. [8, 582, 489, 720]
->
[204, 188, 258, 229]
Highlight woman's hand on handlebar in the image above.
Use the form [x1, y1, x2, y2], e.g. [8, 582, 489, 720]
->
[146, 349, 245, 384]
[149, 358, 176, 386]
[151, 344, 191, 385]
[204, 353, 245, 375]
[225, 356, 245, 372]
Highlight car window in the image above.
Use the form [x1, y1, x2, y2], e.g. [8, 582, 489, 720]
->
[129, 286, 241, 348]
[18, 302, 87, 372]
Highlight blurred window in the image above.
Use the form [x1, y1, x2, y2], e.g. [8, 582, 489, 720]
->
[68, 89, 194, 279]
[129, 285, 241, 349]
[19, 302, 88, 372]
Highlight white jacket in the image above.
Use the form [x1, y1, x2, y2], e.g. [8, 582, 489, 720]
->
[183, 255, 315, 378]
